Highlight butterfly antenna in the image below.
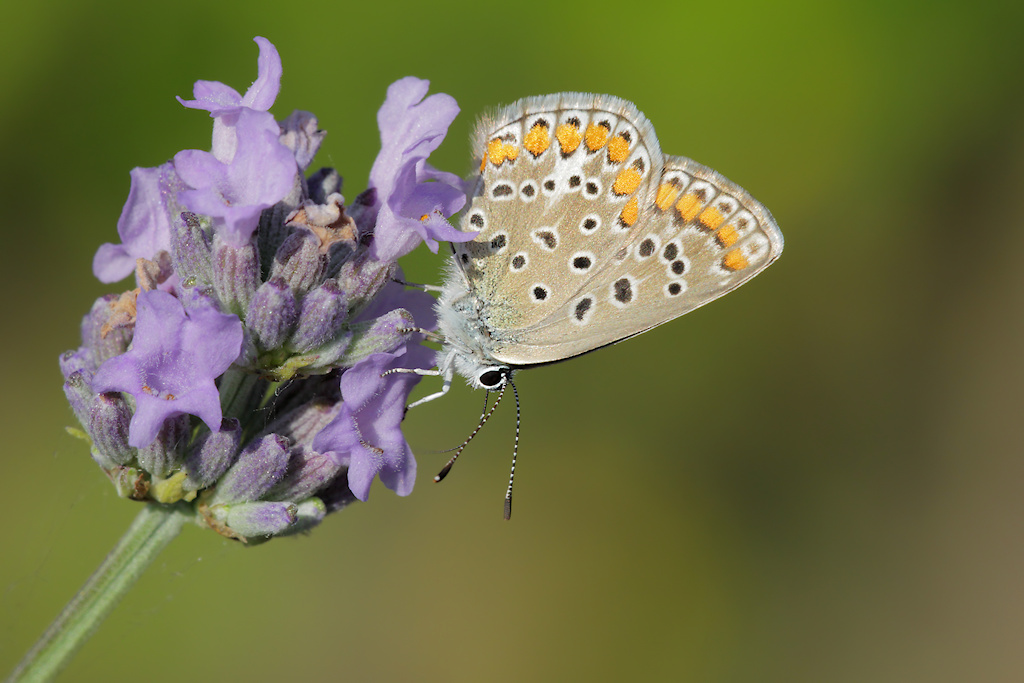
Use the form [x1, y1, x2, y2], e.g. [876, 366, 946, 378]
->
[503, 379, 521, 521]
[434, 384, 506, 482]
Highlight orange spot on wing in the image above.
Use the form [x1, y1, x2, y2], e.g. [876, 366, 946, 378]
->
[523, 123, 550, 156]
[487, 138, 504, 165]
[655, 182, 681, 210]
[585, 122, 610, 151]
[607, 135, 629, 163]
[612, 167, 643, 196]
[716, 225, 738, 247]
[675, 193, 702, 222]
[486, 138, 519, 166]
[556, 123, 582, 154]
[619, 196, 639, 226]
[699, 206, 726, 230]
[722, 249, 749, 271]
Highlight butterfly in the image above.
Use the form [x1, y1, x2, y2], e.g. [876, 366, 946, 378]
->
[408, 93, 783, 517]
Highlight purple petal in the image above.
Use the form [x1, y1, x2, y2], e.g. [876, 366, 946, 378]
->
[312, 342, 433, 500]
[178, 80, 244, 113]
[93, 164, 176, 283]
[176, 37, 280, 115]
[91, 243, 136, 284]
[364, 77, 471, 262]
[242, 37, 282, 111]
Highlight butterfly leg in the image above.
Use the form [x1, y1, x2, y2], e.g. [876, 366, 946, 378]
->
[404, 370, 453, 409]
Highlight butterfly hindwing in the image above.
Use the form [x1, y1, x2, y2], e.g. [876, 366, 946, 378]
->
[504, 155, 784, 364]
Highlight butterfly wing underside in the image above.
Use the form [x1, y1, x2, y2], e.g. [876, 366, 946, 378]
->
[452, 93, 783, 367]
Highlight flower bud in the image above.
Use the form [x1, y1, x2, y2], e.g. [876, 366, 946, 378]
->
[276, 497, 327, 536]
[336, 308, 415, 369]
[268, 446, 343, 502]
[347, 187, 376, 233]
[212, 232, 260, 316]
[62, 370, 95, 427]
[279, 111, 326, 172]
[59, 349, 94, 381]
[261, 397, 341, 447]
[136, 414, 190, 478]
[289, 279, 348, 353]
[81, 294, 132, 367]
[182, 418, 242, 490]
[211, 434, 290, 504]
[88, 392, 135, 467]
[247, 277, 298, 350]
[270, 228, 326, 295]
[171, 212, 213, 285]
[224, 501, 298, 538]
[334, 249, 394, 317]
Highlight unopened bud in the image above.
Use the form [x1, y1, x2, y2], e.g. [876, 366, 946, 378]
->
[247, 278, 298, 350]
[182, 418, 242, 490]
[88, 392, 135, 467]
[212, 232, 260, 316]
[268, 447, 344, 502]
[289, 279, 348, 353]
[224, 501, 298, 538]
[136, 414, 190, 478]
[211, 434, 291, 504]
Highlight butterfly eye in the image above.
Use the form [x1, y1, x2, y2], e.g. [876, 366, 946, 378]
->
[478, 369, 506, 388]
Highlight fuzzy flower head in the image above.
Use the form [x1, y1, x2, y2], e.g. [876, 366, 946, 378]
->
[63, 38, 468, 542]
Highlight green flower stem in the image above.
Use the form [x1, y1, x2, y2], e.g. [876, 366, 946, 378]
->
[7, 503, 190, 683]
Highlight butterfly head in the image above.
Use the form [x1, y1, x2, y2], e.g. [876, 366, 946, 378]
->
[473, 365, 512, 391]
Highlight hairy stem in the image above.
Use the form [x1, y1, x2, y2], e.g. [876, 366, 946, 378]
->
[7, 503, 189, 682]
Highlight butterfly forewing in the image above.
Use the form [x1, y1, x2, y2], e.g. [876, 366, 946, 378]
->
[452, 94, 782, 367]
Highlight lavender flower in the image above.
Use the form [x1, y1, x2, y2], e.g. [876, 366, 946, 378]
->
[92, 164, 176, 283]
[61, 37, 466, 542]
[175, 107, 297, 247]
[313, 341, 435, 500]
[366, 77, 473, 262]
[92, 289, 243, 448]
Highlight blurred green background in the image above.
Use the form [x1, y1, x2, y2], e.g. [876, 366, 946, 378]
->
[3, 1, 1023, 681]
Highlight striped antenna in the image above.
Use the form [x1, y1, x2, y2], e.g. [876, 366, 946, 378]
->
[503, 379, 521, 521]
[433, 383, 507, 483]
